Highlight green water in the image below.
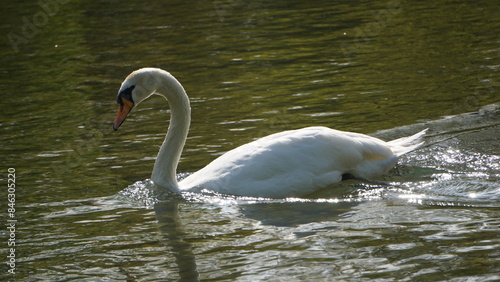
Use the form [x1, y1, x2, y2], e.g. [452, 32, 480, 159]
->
[1, 0, 499, 280]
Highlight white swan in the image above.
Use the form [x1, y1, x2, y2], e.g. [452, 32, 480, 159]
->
[113, 68, 427, 198]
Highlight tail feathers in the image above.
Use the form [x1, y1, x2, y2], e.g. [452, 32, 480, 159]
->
[387, 128, 428, 156]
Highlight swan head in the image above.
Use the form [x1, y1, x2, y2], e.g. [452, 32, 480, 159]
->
[113, 68, 167, 130]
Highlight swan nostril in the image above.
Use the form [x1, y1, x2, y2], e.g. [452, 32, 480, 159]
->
[117, 99, 124, 112]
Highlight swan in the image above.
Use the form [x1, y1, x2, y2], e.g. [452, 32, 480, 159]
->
[113, 68, 427, 198]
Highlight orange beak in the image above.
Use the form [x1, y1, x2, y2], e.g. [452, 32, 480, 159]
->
[113, 98, 134, 131]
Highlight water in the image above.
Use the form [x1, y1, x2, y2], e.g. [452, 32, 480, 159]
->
[1, 0, 499, 280]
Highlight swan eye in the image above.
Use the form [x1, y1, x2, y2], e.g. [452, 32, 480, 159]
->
[117, 85, 136, 108]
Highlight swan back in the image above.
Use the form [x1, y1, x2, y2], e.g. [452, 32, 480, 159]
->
[179, 127, 396, 198]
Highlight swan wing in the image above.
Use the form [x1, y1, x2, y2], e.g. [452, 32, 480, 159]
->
[180, 127, 396, 198]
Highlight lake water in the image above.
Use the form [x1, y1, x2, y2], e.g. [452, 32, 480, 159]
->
[1, 0, 499, 280]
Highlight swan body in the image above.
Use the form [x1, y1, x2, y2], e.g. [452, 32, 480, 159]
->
[113, 68, 427, 198]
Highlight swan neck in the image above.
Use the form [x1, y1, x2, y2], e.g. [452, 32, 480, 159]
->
[151, 73, 191, 192]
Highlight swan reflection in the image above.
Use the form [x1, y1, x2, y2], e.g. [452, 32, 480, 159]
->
[154, 200, 199, 281]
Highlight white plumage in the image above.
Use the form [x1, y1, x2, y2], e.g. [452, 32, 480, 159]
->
[113, 68, 427, 198]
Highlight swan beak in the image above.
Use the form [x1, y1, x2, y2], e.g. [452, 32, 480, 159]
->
[113, 98, 134, 131]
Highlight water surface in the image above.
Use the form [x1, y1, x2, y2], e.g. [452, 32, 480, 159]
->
[1, 0, 499, 280]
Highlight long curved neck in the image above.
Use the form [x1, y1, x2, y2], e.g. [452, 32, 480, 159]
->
[150, 73, 191, 192]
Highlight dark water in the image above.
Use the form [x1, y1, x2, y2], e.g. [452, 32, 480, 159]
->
[1, 0, 499, 280]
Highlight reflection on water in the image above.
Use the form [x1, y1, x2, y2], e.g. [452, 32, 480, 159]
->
[154, 201, 199, 281]
[1, 0, 499, 280]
